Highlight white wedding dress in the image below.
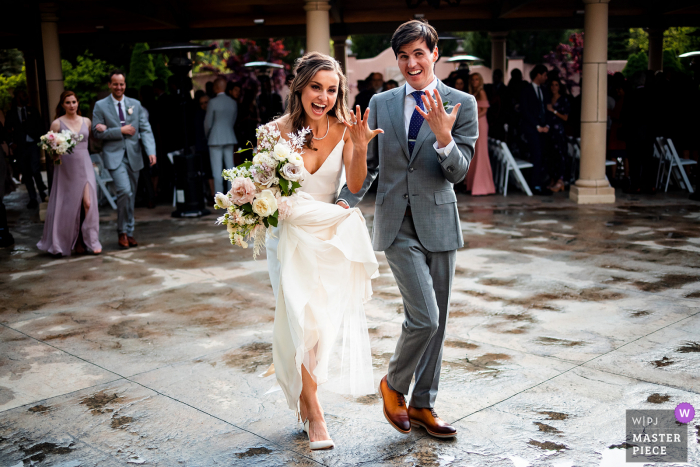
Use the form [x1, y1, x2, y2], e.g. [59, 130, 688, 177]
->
[266, 127, 378, 413]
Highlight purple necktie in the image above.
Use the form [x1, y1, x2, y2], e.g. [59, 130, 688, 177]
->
[118, 102, 126, 127]
[408, 91, 425, 155]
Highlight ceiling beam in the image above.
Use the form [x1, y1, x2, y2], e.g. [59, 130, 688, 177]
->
[651, 0, 700, 15]
[497, 0, 537, 19]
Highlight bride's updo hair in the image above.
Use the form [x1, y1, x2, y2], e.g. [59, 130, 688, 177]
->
[286, 52, 350, 150]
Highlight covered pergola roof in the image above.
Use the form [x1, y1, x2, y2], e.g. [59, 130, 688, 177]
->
[3, 0, 700, 49]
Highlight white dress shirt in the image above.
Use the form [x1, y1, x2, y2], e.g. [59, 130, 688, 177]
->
[111, 94, 127, 125]
[405, 77, 455, 159]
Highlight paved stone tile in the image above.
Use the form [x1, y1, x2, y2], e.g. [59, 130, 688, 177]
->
[0, 326, 118, 412]
[0, 379, 319, 466]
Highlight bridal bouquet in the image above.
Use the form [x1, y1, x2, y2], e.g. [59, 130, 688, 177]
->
[37, 129, 84, 165]
[214, 123, 309, 256]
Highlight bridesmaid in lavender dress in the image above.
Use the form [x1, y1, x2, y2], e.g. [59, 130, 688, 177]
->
[38, 91, 102, 256]
[465, 73, 496, 196]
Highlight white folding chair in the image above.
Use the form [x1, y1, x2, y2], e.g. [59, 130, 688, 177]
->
[656, 137, 696, 193]
[90, 153, 117, 210]
[488, 138, 533, 196]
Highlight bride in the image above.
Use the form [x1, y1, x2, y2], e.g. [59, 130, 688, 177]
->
[264, 52, 383, 450]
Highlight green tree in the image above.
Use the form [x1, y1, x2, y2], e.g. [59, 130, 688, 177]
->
[0, 66, 26, 113]
[152, 53, 172, 82]
[0, 49, 24, 77]
[456, 31, 492, 68]
[662, 49, 685, 73]
[350, 34, 392, 59]
[622, 51, 648, 78]
[628, 27, 700, 56]
[62, 52, 114, 114]
[507, 30, 575, 64]
[127, 43, 156, 90]
[608, 29, 633, 60]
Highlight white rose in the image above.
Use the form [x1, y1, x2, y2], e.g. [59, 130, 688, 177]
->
[252, 189, 278, 217]
[280, 163, 303, 182]
[215, 192, 231, 209]
[273, 142, 291, 161]
[287, 152, 304, 167]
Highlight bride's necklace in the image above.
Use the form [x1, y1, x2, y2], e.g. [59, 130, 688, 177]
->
[312, 114, 330, 141]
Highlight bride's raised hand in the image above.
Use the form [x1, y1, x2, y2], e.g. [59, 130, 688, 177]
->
[343, 105, 383, 148]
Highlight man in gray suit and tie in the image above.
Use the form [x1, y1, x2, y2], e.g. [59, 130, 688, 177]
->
[338, 20, 477, 438]
[93, 70, 156, 250]
[204, 77, 238, 194]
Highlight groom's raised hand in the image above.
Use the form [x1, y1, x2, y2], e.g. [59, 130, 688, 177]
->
[416, 89, 461, 149]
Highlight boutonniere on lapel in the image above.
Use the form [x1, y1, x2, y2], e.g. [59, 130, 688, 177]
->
[127, 106, 134, 115]
[443, 101, 452, 111]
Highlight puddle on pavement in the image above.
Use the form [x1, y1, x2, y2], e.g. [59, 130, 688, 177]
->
[444, 339, 478, 350]
[630, 310, 652, 317]
[111, 416, 134, 429]
[538, 411, 569, 420]
[534, 422, 561, 434]
[80, 391, 121, 414]
[107, 320, 151, 339]
[223, 342, 272, 373]
[652, 356, 675, 367]
[27, 405, 51, 413]
[677, 341, 700, 353]
[478, 278, 518, 287]
[647, 393, 670, 404]
[536, 337, 585, 347]
[236, 446, 272, 458]
[22, 441, 75, 463]
[528, 439, 568, 451]
[354, 394, 379, 405]
[633, 274, 700, 292]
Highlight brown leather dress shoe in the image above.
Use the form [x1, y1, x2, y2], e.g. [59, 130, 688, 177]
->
[118, 233, 129, 250]
[379, 375, 411, 434]
[408, 406, 457, 438]
[127, 236, 138, 247]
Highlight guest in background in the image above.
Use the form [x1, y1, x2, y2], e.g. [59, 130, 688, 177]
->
[194, 92, 214, 202]
[545, 77, 570, 193]
[485, 68, 508, 142]
[520, 64, 551, 195]
[621, 71, 657, 194]
[257, 75, 284, 125]
[205, 81, 216, 99]
[38, 91, 102, 256]
[465, 73, 495, 196]
[453, 77, 466, 92]
[353, 72, 381, 114]
[507, 68, 525, 154]
[384, 79, 399, 91]
[237, 85, 260, 158]
[204, 77, 238, 195]
[282, 73, 295, 109]
[226, 81, 242, 102]
[5, 90, 46, 208]
[0, 121, 14, 248]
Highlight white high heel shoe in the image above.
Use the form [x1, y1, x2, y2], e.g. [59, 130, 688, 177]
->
[303, 419, 334, 450]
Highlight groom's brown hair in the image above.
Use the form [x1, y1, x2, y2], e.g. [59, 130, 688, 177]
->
[391, 20, 438, 58]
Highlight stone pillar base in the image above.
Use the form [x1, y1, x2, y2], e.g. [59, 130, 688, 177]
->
[569, 184, 615, 204]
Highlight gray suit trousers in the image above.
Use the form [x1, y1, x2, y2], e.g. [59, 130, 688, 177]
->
[385, 216, 455, 408]
[109, 153, 139, 236]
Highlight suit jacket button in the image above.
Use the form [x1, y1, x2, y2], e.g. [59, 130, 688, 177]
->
[403, 194, 408, 199]
[409, 167, 414, 172]
[447, 166, 454, 172]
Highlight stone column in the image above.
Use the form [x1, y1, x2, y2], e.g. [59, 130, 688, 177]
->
[570, 0, 615, 204]
[489, 32, 508, 74]
[305, 0, 331, 56]
[648, 28, 665, 72]
[332, 36, 348, 73]
[40, 3, 64, 113]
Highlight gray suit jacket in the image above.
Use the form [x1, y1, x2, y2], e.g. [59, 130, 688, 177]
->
[204, 93, 238, 146]
[338, 80, 477, 252]
[92, 96, 156, 172]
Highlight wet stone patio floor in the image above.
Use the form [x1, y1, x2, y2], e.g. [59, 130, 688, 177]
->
[1, 187, 700, 466]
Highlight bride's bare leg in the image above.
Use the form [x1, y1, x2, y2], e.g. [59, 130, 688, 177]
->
[299, 364, 330, 442]
[82, 184, 101, 253]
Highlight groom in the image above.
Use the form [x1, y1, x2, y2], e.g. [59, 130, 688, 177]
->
[93, 70, 156, 249]
[338, 20, 477, 438]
